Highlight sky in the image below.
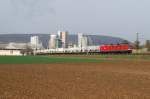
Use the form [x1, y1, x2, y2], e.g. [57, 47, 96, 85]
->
[0, 0, 150, 42]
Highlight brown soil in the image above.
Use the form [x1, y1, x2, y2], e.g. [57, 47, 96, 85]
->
[0, 61, 150, 99]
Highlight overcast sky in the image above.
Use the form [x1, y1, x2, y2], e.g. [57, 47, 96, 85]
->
[0, 0, 150, 42]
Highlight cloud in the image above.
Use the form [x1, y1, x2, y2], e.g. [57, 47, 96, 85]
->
[10, 0, 56, 17]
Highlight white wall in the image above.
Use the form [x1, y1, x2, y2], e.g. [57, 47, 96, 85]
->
[0, 50, 22, 56]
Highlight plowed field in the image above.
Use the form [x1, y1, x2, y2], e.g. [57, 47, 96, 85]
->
[0, 60, 150, 99]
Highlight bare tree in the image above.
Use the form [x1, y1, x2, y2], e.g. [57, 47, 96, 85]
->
[145, 40, 150, 51]
[134, 40, 140, 49]
[20, 45, 33, 55]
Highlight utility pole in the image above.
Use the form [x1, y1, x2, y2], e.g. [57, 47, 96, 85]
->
[81, 38, 83, 53]
[136, 32, 140, 50]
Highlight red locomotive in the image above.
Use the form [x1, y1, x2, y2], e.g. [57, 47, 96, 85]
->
[100, 44, 132, 54]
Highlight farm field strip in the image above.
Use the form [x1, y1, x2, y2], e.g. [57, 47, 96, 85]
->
[0, 56, 110, 64]
[0, 55, 150, 64]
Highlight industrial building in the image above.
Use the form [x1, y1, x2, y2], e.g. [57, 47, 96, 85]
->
[49, 31, 69, 49]
[56, 38, 62, 48]
[0, 43, 27, 56]
[30, 36, 43, 50]
[30, 36, 39, 46]
[0, 49, 22, 56]
[78, 33, 88, 48]
[58, 31, 68, 48]
[78, 33, 83, 48]
[49, 34, 57, 49]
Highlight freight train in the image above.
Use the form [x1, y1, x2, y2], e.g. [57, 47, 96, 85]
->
[36, 44, 132, 55]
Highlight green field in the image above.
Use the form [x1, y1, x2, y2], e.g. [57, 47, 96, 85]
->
[0, 56, 107, 64]
[0, 55, 150, 64]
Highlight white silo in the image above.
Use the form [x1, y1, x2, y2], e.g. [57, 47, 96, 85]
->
[82, 36, 88, 48]
[78, 33, 83, 48]
[49, 34, 57, 49]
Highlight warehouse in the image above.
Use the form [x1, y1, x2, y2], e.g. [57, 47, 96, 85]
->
[0, 49, 22, 56]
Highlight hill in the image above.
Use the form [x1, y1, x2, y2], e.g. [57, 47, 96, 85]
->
[0, 34, 128, 48]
